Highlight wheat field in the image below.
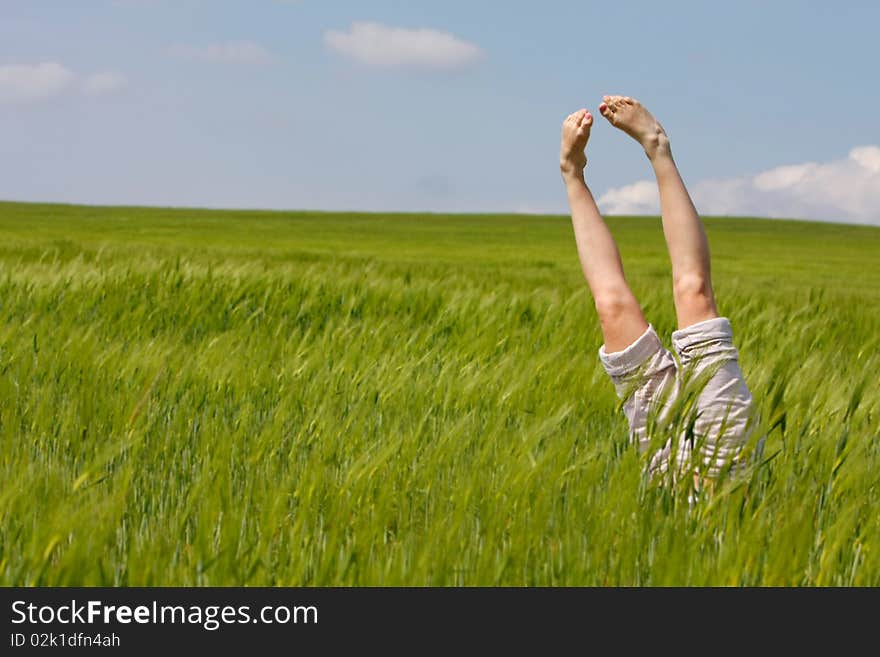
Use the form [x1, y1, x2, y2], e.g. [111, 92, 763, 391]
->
[1, 200, 878, 585]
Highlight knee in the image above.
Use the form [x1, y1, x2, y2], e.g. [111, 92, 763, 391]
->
[673, 273, 714, 307]
[594, 288, 640, 327]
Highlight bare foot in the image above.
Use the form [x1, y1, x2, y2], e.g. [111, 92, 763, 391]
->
[560, 109, 593, 180]
[598, 95, 670, 160]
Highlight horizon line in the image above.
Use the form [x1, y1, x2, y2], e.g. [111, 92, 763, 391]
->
[0, 198, 877, 229]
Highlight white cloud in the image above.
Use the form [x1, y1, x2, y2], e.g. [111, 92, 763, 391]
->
[597, 146, 880, 225]
[82, 71, 128, 96]
[0, 62, 76, 104]
[849, 145, 880, 173]
[166, 41, 273, 65]
[0, 62, 131, 104]
[595, 180, 659, 216]
[323, 22, 483, 70]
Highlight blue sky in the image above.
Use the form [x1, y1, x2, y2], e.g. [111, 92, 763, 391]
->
[1, 0, 878, 223]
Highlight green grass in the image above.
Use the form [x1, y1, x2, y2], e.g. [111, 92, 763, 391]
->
[1, 199, 878, 586]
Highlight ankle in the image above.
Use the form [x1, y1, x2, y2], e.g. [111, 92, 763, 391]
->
[560, 160, 586, 184]
[644, 131, 672, 162]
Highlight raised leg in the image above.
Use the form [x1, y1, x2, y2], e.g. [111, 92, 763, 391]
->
[599, 96, 719, 330]
[560, 109, 648, 352]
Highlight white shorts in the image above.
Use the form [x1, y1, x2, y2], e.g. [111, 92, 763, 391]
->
[598, 317, 754, 477]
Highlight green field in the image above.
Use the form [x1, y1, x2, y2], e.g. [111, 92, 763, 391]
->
[1, 200, 878, 585]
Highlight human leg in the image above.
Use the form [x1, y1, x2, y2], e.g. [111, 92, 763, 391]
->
[560, 108, 648, 352]
[598, 96, 718, 330]
[671, 317, 754, 476]
[599, 325, 677, 460]
[598, 97, 756, 476]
